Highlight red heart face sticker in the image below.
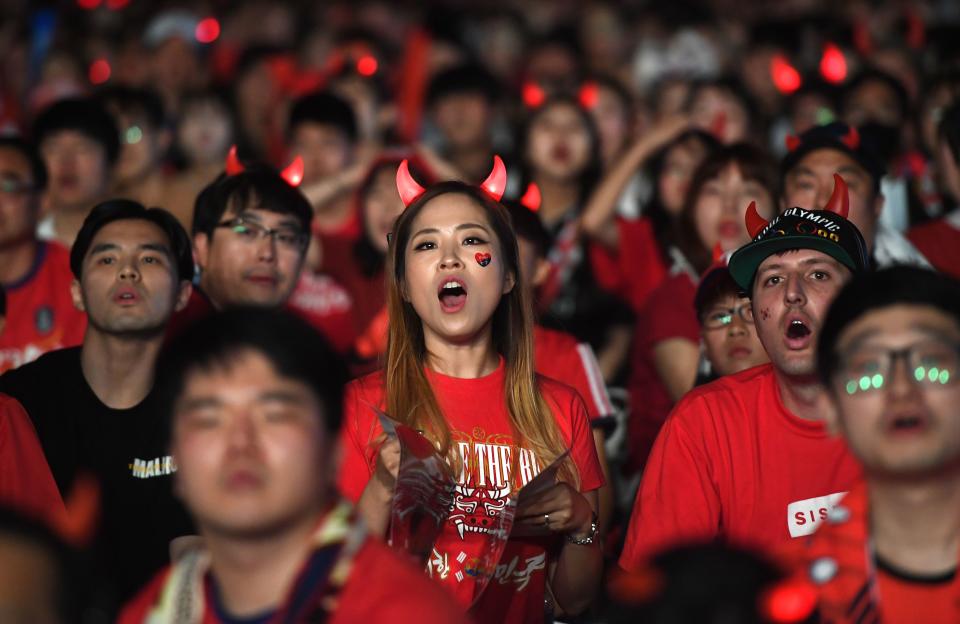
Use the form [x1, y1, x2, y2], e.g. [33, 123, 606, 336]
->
[475, 252, 491, 267]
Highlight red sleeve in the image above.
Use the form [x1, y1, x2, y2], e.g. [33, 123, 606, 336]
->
[543, 380, 605, 493]
[0, 395, 64, 522]
[644, 276, 700, 344]
[571, 343, 614, 420]
[618, 395, 721, 571]
[335, 379, 382, 503]
[116, 566, 171, 624]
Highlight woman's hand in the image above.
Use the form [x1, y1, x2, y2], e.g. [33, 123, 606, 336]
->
[515, 483, 594, 535]
[373, 432, 401, 491]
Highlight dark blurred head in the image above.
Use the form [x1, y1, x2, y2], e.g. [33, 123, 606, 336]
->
[523, 95, 602, 200]
[287, 91, 357, 184]
[686, 77, 756, 144]
[32, 98, 119, 212]
[97, 86, 169, 183]
[0, 136, 47, 248]
[427, 63, 500, 151]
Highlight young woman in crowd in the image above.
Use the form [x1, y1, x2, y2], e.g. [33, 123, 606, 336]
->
[581, 121, 719, 312]
[521, 95, 632, 380]
[626, 143, 778, 472]
[337, 170, 604, 623]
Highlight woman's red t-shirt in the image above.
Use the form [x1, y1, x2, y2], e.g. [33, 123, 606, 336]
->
[336, 360, 604, 624]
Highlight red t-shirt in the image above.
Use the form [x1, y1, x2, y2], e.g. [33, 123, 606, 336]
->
[589, 217, 669, 313]
[534, 325, 613, 421]
[619, 364, 861, 571]
[336, 361, 604, 624]
[907, 215, 960, 279]
[625, 272, 700, 472]
[118, 532, 470, 624]
[0, 393, 64, 522]
[780, 481, 960, 624]
[286, 271, 355, 355]
[0, 242, 86, 373]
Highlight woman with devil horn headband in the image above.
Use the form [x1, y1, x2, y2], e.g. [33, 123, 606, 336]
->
[336, 156, 605, 622]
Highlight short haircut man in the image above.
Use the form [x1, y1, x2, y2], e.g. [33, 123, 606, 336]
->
[120, 308, 468, 623]
[620, 176, 869, 569]
[783, 267, 960, 622]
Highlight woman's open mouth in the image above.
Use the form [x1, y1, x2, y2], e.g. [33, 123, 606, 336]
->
[438, 278, 467, 313]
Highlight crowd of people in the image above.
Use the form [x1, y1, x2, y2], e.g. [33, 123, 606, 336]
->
[0, 0, 960, 622]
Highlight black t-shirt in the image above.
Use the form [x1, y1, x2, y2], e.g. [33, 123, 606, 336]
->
[0, 346, 193, 610]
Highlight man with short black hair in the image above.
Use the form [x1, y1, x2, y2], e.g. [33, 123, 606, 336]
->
[287, 91, 364, 237]
[119, 308, 467, 623]
[783, 266, 960, 623]
[32, 98, 120, 246]
[0, 199, 194, 608]
[620, 177, 866, 569]
[0, 137, 86, 372]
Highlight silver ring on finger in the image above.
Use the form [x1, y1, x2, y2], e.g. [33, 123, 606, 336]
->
[544, 513, 550, 527]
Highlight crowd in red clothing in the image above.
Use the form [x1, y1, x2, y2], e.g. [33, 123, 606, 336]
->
[0, 1, 960, 622]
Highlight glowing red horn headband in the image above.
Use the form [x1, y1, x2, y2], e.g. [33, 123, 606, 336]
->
[745, 201, 769, 238]
[520, 183, 542, 212]
[395, 155, 507, 207]
[223, 145, 304, 187]
[825, 173, 849, 218]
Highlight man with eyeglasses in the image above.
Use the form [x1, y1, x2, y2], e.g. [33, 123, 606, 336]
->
[168, 163, 313, 335]
[781, 266, 960, 623]
[0, 137, 87, 373]
[620, 177, 866, 570]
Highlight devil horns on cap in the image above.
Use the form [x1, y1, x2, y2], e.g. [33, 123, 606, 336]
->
[224, 145, 304, 187]
[744, 173, 849, 238]
[395, 155, 507, 207]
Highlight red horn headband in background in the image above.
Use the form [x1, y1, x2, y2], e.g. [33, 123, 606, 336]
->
[520, 183, 542, 212]
[824, 173, 849, 218]
[223, 145, 304, 187]
[840, 126, 860, 150]
[395, 155, 507, 207]
[745, 201, 770, 238]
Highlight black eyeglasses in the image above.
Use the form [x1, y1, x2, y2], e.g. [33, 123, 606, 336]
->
[833, 340, 960, 396]
[702, 302, 754, 330]
[215, 217, 308, 251]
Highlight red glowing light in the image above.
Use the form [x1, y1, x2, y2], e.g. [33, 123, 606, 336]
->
[105, 0, 129, 9]
[356, 55, 378, 76]
[759, 580, 818, 623]
[77, 0, 101, 9]
[771, 54, 802, 94]
[579, 82, 599, 109]
[195, 18, 220, 44]
[88, 59, 111, 85]
[819, 43, 847, 84]
[522, 82, 545, 108]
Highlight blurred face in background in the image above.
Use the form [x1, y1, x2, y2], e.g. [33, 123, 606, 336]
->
[0, 147, 40, 248]
[432, 91, 493, 151]
[588, 83, 631, 168]
[39, 131, 111, 213]
[112, 113, 168, 184]
[363, 165, 404, 255]
[290, 123, 353, 184]
[693, 163, 774, 252]
[178, 99, 233, 167]
[526, 101, 593, 184]
[688, 85, 749, 144]
[658, 136, 711, 217]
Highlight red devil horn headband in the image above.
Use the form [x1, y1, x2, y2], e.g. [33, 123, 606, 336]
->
[224, 145, 304, 188]
[395, 155, 507, 207]
[520, 183, 542, 212]
[825, 173, 849, 218]
[745, 201, 770, 239]
[840, 126, 860, 150]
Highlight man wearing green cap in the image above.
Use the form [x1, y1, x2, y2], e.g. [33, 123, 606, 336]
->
[620, 175, 868, 571]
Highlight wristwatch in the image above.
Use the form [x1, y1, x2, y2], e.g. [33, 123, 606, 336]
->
[566, 513, 599, 545]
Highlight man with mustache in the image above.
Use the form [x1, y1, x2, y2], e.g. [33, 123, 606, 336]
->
[620, 176, 867, 569]
[0, 200, 194, 611]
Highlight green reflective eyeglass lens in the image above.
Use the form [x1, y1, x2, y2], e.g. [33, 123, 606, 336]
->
[125, 126, 143, 145]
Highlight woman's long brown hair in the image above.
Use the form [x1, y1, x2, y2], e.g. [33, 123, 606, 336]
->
[382, 181, 578, 487]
